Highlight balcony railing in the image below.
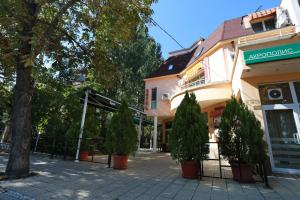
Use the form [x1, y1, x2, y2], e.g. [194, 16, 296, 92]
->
[238, 26, 296, 45]
[180, 77, 206, 90]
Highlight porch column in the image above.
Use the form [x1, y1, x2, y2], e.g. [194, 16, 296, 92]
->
[153, 116, 158, 152]
[75, 89, 89, 162]
[138, 114, 142, 151]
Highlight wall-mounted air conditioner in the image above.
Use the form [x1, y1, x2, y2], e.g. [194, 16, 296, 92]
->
[268, 88, 283, 100]
[161, 93, 170, 100]
[276, 7, 291, 28]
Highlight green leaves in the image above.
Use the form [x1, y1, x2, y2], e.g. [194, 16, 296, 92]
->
[219, 97, 267, 165]
[169, 92, 209, 163]
[105, 99, 138, 155]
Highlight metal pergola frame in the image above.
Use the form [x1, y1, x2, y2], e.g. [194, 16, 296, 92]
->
[75, 88, 152, 162]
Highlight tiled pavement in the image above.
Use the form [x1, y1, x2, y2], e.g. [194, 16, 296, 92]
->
[0, 152, 300, 200]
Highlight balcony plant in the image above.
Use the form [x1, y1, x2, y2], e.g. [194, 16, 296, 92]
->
[219, 97, 267, 182]
[105, 99, 138, 170]
[169, 92, 209, 179]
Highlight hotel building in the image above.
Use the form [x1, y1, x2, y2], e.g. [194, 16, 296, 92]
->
[144, 0, 300, 174]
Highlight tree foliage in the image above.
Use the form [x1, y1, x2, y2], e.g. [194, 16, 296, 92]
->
[0, 0, 158, 178]
[219, 97, 267, 165]
[106, 99, 138, 155]
[169, 92, 209, 164]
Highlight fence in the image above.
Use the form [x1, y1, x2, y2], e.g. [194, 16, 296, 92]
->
[31, 134, 111, 167]
[200, 142, 270, 188]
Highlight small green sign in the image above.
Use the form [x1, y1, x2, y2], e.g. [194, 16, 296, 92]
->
[244, 43, 300, 65]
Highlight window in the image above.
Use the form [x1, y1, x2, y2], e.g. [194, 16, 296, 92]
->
[252, 22, 264, 33]
[195, 51, 201, 58]
[151, 88, 157, 109]
[264, 18, 276, 31]
[294, 82, 300, 103]
[251, 18, 276, 33]
[168, 65, 173, 70]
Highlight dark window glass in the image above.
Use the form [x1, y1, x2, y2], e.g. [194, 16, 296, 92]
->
[151, 88, 157, 109]
[252, 22, 264, 33]
[294, 82, 300, 103]
[259, 83, 293, 105]
[264, 18, 276, 31]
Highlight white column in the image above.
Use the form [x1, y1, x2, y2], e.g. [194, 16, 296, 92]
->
[138, 114, 142, 151]
[75, 89, 89, 162]
[153, 116, 158, 152]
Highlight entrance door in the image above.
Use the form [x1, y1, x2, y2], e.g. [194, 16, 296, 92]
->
[264, 107, 300, 172]
[260, 82, 300, 173]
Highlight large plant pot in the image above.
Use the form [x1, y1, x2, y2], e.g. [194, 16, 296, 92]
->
[229, 160, 254, 182]
[181, 161, 199, 179]
[113, 155, 129, 170]
[79, 151, 89, 161]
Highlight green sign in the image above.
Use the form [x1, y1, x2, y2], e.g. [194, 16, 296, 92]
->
[244, 43, 300, 65]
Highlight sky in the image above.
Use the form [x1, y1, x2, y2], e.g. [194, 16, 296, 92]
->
[149, 0, 281, 58]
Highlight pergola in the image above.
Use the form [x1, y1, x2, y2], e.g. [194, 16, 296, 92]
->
[75, 88, 153, 162]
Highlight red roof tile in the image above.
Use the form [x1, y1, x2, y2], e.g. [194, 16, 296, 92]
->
[250, 8, 276, 20]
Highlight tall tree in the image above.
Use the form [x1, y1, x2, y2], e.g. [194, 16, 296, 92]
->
[110, 25, 163, 107]
[0, 0, 157, 178]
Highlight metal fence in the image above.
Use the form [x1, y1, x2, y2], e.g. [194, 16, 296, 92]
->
[200, 142, 270, 188]
[31, 134, 111, 167]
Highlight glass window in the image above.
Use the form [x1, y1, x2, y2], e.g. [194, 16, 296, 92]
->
[264, 18, 276, 31]
[151, 88, 157, 109]
[168, 65, 173, 70]
[259, 83, 293, 105]
[252, 22, 264, 33]
[294, 82, 300, 103]
[266, 109, 300, 169]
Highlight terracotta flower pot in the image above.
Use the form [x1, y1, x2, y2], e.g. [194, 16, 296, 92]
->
[229, 160, 254, 182]
[113, 155, 129, 170]
[79, 151, 89, 161]
[181, 161, 199, 179]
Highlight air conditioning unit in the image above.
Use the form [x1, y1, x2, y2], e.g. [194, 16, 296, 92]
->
[161, 93, 170, 100]
[268, 88, 283, 100]
[276, 8, 290, 28]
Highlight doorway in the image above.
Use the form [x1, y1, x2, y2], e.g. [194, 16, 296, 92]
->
[261, 81, 300, 174]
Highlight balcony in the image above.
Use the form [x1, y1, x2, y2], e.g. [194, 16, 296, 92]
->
[238, 26, 296, 46]
[171, 81, 232, 111]
[180, 77, 206, 90]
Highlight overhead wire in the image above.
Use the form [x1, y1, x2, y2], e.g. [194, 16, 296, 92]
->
[133, 1, 257, 102]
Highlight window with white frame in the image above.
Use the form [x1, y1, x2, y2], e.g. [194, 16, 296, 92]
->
[251, 18, 276, 33]
[151, 87, 157, 109]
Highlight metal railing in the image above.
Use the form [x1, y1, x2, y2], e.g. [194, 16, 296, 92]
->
[200, 142, 270, 188]
[30, 134, 111, 167]
[180, 77, 206, 90]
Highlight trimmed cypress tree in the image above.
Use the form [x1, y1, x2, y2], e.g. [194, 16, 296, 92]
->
[106, 99, 138, 155]
[219, 97, 267, 165]
[169, 92, 209, 164]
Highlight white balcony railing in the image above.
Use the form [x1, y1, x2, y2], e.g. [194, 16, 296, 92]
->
[180, 77, 206, 90]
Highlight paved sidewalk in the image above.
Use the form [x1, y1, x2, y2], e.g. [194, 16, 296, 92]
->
[0, 153, 300, 200]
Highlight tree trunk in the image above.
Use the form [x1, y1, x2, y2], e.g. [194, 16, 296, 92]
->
[5, 66, 33, 178]
[5, 0, 37, 179]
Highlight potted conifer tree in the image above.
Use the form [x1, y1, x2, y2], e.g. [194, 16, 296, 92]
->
[169, 92, 209, 179]
[219, 97, 267, 182]
[106, 99, 138, 170]
[79, 139, 89, 161]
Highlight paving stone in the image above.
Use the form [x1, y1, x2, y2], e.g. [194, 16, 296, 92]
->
[0, 153, 298, 200]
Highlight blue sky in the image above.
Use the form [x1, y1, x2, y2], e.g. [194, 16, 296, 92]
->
[149, 0, 281, 58]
